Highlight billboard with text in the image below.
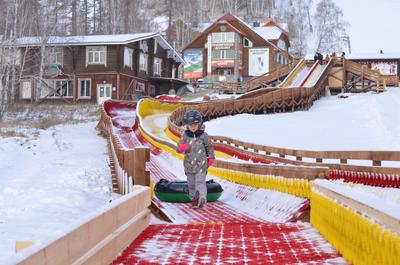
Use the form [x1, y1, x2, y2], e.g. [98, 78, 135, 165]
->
[183, 49, 203, 79]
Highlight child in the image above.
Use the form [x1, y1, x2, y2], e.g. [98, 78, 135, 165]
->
[176, 110, 215, 208]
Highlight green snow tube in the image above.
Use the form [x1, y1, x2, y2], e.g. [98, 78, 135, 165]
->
[154, 179, 223, 203]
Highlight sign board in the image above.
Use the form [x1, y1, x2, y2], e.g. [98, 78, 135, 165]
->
[248, 48, 269, 76]
[183, 49, 203, 79]
[211, 60, 235, 67]
[371, 62, 397, 75]
[46, 65, 62, 78]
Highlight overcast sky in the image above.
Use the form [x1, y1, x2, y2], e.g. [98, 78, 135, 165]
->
[333, 0, 400, 53]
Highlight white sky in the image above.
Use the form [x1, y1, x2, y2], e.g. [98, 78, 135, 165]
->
[333, 0, 400, 53]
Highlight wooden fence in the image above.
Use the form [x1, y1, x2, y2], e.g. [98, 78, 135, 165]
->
[15, 186, 151, 265]
[97, 101, 150, 194]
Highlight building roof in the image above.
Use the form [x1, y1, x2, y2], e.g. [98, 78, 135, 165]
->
[253, 26, 282, 41]
[183, 13, 288, 53]
[13, 32, 184, 63]
[346, 52, 400, 60]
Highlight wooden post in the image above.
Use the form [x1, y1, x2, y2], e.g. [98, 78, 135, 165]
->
[133, 147, 151, 186]
[116, 73, 120, 99]
[340, 159, 347, 164]
[361, 65, 365, 89]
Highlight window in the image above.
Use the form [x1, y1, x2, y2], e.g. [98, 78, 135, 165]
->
[277, 39, 287, 51]
[20, 80, 32, 99]
[220, 50, 227, 59]
[79, 79, 91, 98]
[45, 47, 63, 65]
[154, 58, 162, 75]
[86, 46, 107, 65]
[243, 38, 253, 48]
[212, 50, 235, 59]
[42, 80, 73, 98]
[139, 53, 148, 72]
[135, 82, 145, 92]
[140, 40, 148, 52]
[124, 47, 133, 68]
[211, 32, 235, 43]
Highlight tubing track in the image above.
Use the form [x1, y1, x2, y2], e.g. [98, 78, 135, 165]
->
[104, 101, 345, 264]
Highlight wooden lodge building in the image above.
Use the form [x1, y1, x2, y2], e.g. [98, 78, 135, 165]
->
[182, 13, 292, 83]
[12, 33, 185, 104]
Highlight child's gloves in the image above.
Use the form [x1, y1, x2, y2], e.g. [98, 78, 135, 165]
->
[177, 143, 190, 153]
[207, 158, 215, 167]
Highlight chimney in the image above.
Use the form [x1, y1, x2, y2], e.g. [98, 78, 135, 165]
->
[253, 21, 260, 27]
[380, 49, 383, 54]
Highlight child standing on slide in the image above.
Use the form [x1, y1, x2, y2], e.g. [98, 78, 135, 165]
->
[176, 110, 215, 208]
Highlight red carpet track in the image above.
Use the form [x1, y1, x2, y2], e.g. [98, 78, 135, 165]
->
[112, 223, 345, 265]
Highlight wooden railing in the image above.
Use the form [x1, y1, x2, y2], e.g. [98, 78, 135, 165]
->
[217, 59, 300, 94]
[15, 186, 151, 265]
[97, 101, 150, 194]
[170, 86, 316, 129]
[242, 59, 300, 92]
[209, 136, 400, 175]
[345, 60, 382, 82]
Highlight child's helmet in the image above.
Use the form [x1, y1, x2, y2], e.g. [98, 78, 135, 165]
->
[183, 110, 203, 125]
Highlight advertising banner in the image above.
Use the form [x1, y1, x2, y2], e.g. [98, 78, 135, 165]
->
[248, 48, 269, 76]
[371, 62, 397, 75]
[211, 60, 235, 67]
[183, 49, 203, 79]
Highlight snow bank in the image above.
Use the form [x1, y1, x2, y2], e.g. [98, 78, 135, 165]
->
[206, 88, 400, 151]
[0, 122, 114, 264]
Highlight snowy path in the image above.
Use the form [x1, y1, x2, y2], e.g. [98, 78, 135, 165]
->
[0, 122, 114, 264]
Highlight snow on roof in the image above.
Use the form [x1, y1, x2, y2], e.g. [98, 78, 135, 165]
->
[13, 32, 184, 63]
[231, 14, 285, 52]
[15, 33, 157, 46]
[253, 26, 282, 40]
[346, 52, 400, 60]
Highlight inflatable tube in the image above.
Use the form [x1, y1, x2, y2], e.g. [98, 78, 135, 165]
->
[154, 179, 223, 203]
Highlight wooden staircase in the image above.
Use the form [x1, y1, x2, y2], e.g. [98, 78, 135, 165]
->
[344, 60, 386, 92]
[218, 59, 300, 94]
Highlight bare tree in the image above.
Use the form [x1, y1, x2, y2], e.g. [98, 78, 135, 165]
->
[313, 0, 348, 53]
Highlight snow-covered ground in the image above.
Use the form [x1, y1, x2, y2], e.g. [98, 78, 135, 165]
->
[206, 88, 400, 151]
[0, 109, 114, 264]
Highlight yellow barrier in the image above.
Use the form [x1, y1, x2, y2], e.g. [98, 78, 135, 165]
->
[311, 190, 400, 265]
[137, 99, 183, 118]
